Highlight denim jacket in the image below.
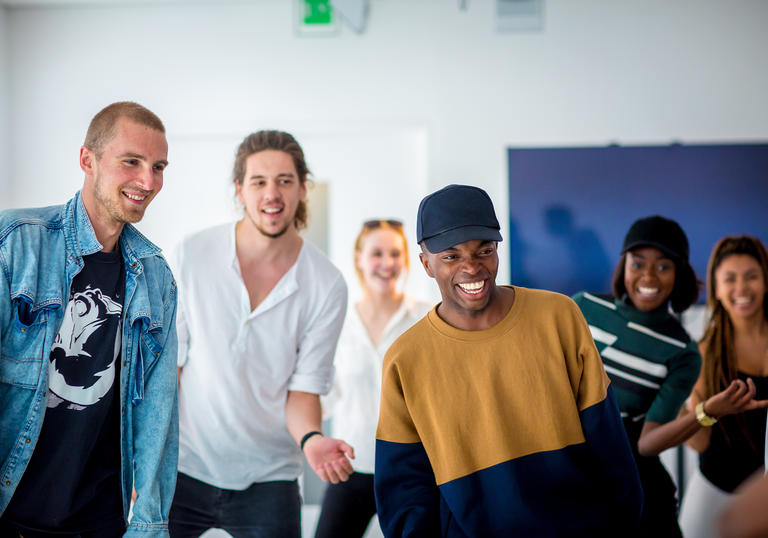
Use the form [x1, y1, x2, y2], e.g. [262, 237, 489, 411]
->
[0, 192, 178, 537]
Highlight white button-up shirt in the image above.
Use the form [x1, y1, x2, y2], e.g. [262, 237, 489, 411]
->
[326, 296, 432, 474]
[175, 223, 347, 489]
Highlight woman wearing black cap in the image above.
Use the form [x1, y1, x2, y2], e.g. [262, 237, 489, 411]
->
[573, 216, 763, 537]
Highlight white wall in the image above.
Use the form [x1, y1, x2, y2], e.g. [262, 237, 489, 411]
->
[4, 0, 768, 289]
[0, 6, 8, 207]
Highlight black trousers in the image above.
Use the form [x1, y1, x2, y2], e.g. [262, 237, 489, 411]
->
[624, 419, 683, 538]
[314, 472, 377, 538]
[634, 453, 683, 538]
[169, 472, 301, 538]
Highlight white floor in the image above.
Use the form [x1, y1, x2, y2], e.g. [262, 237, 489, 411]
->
[199, 504, 384, 538]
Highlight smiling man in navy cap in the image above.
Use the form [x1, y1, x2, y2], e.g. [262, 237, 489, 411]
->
[374, 184, 643, 537]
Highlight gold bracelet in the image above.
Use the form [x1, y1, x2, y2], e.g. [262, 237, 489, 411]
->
[695, 401, 718, 427]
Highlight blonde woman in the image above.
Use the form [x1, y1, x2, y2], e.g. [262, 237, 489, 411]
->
[315, 219, 431, 538]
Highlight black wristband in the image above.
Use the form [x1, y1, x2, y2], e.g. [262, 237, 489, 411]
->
[300, 430, 323, 451]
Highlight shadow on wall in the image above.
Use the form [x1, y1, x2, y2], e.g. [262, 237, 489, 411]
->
[511, 205, 612, 297]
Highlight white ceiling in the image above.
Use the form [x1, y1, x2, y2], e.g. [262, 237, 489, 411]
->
[0, 0, 414, 6]
[0, 0, 249, 6]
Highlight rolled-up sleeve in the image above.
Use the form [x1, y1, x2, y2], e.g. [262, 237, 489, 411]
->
[287, 274, 348, 395]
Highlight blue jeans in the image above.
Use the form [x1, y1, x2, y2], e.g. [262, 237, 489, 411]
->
[169, 472, 301, 538]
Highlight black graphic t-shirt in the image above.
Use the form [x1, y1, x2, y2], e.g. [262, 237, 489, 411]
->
[3, 249, 126, 533]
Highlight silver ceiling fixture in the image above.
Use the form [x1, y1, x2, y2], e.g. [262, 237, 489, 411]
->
[329, 0, 369, 34]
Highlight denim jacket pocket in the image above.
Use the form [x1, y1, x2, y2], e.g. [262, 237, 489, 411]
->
[141, 328, 164, 361]
[0, 299, 55, 388]
[131, 327, 164, 405]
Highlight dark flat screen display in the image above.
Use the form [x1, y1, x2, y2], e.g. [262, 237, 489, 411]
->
[507, 144, 768, 298]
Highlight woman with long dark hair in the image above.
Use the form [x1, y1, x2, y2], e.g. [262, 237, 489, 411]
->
[679, 235, 768, 538]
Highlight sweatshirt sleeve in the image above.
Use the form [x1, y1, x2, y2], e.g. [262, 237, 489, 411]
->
[565, 298, 644, 530]
[375, 355, 441, 538]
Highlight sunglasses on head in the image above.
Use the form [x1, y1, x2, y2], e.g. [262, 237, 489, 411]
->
[363, 219, 403, 229]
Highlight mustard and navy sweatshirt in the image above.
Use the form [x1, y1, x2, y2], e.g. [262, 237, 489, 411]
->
[374, 287, 643, 537]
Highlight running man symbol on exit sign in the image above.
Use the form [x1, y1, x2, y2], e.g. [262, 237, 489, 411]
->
[303, 0, 333, 25]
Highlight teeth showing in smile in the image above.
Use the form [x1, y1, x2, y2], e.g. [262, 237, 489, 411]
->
[458, 281, 484, 294]
[734, 297, 752, 305]
[637, 286, 659, 296]
[124, 192, 146, 201]
[263, 208, 282, 214]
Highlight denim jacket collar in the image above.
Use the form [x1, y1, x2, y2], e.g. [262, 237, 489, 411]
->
[64, 191, 165, 335]
[66, 190, 162, 261]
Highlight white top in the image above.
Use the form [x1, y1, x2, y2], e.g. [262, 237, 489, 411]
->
[174, 223, 347, 489]
[326, 295, 432, 474]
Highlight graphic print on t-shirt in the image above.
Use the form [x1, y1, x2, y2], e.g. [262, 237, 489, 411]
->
[48, 285, 122, 410]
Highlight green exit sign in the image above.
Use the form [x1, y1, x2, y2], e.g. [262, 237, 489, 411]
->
[303, 0, 333, 25]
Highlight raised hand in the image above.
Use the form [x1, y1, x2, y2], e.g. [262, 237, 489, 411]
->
[303, 435, 355, 484]
[705, 378, 768, 418]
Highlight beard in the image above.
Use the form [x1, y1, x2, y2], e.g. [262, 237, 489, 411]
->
[93, 175, 147, 225]
[244, 206, 294, 239]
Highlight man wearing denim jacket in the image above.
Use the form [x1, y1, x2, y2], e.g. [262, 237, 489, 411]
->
[0, 102, 178, 537]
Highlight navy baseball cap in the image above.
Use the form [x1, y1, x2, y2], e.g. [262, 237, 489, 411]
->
[416, 184, 503, 253]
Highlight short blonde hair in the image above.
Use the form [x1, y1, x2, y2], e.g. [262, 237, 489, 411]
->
[84, 102, 165, 157]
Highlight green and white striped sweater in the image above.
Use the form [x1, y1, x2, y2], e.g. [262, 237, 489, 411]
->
[573, 292, 701, 425]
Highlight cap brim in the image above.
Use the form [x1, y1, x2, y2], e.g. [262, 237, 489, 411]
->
[623, 240, 683, 261]
[423, 226, 503, 253]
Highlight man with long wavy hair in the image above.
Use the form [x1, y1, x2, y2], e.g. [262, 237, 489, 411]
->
[171, 130, 352, 537]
